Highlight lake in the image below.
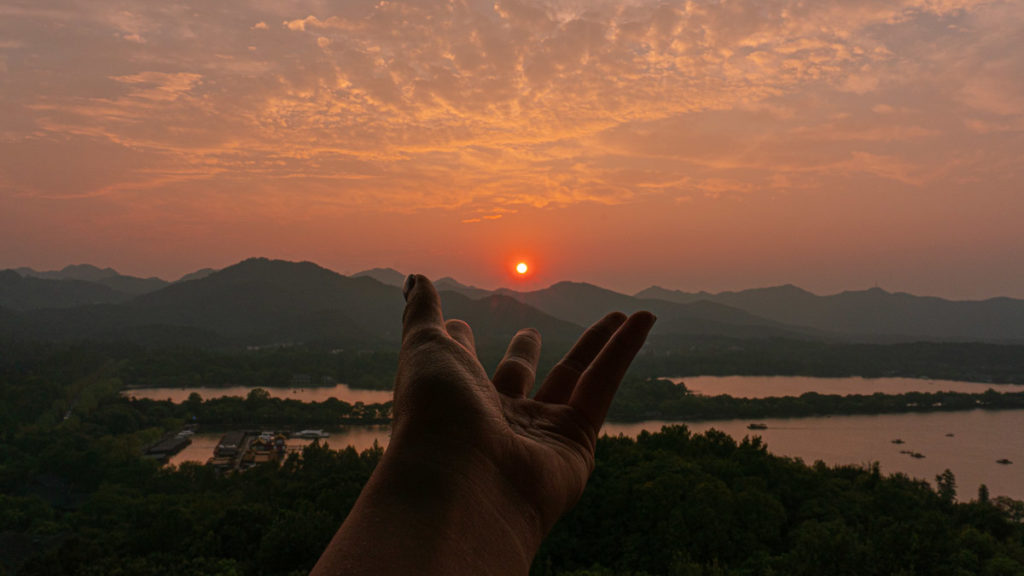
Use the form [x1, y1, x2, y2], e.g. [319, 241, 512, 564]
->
[672, 375, 1024, 398]
[169, 410, 1024, 501]
[124, 376, 1024, 404]
[143, 376, 1024, 500]
[603, 410, 1024, 502]
[123, 383, 394, 404]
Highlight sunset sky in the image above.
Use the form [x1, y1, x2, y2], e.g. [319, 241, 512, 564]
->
[1, 0, 1022, 298]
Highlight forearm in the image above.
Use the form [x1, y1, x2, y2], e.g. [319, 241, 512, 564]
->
[311, 437, 543, 575]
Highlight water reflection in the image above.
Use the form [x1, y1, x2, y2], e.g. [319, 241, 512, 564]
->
[170, 411, 1024, 501]
[603, 410, 1024, 501]
[673, 375, 1024, 399]
[144, 377, 1024, 500]
[123, 383, 393, 404]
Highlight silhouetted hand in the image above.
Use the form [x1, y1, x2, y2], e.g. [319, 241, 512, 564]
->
[313, 275, 655, 576]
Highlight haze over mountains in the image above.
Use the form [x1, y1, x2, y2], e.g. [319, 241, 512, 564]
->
[2, 258, 1024, 346]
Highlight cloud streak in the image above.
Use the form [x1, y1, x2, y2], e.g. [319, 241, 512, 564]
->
[0, 0, 1021, 218]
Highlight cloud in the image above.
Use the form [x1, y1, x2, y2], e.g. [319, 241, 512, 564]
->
[0, 0, 1020, 212]
[111, 72, 203, 101]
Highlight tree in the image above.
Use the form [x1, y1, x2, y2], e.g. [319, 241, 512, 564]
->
[246, 388, 271, 403]
[936, 469, 957, 504]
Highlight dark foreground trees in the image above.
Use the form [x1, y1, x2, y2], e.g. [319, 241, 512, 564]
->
[536, 428, 1024, 575]
[4, 418, 1023, 575]
[3, 342, 1023, 575]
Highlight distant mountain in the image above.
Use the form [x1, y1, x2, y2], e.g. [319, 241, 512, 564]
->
[496, 281, 813, 339]
[129, 258, 401, 345]
[9, 258, 1022, 345]
[176, 268, 217, 283]
[0, 269, 129, 311]
[497, 281, 643, 325]
[636, 285, 1024, 342]
[635, 286, 714, 304]
[16, 264, 169, 295]
[17, 264, 120, 283]
[435, 277, 492, 300]
[9, 258, 588, 347]
[439, 292, 583, 345]
[353, 267, 405, 287]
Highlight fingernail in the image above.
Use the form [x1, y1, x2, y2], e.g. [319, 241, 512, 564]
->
[402, 274, 416, 301]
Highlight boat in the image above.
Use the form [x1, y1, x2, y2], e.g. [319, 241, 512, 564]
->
[747, 423, 768, 430]
[214, 430, 249, 457]
[144, 435, 191, 460]
[293, 429, 330, 439]
[891, 439, 905, 444]
[997, 459, 1013, 465]
[909, 452, 925, 459]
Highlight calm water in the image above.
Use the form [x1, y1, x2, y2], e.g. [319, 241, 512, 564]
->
[603, 410, 1024, 502]
[672, 375, 1024, 398]
[145, 377, 1023, 500]
[123, 383, 393, 404]
[126, 376, 1024, 405]
[170, 411, 1024, 501]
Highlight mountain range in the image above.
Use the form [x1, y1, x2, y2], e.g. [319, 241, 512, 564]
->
[2, 259, 1023, 346]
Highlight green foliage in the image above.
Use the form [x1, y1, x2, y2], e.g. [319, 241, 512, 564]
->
[937, 469, 958, 504]
[4, 341, 1024, 575]
[129, 395, 391, 428]
[533, 426, 1024, 576]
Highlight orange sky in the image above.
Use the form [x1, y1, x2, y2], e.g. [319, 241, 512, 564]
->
[1, 0, 1023, 298]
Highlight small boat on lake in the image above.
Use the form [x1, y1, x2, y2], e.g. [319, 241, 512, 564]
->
[997, 459, 1013, 465]
[747, 423, 768, 430]
[891, 439, 905, 444]
[293, 429, 330, 439]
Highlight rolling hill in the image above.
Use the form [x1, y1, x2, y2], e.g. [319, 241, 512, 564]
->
[5, 258, 1021, 346]
[7, 259, 585, 347]
[636, 285, 1024, 342]
[16, 264, 169, 295]
[493, 281, 817, 339]
[0, 269, 129, 311]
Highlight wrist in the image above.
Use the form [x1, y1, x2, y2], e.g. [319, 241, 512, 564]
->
[314, 429, 543, 576]
[380, 428, 546, 564]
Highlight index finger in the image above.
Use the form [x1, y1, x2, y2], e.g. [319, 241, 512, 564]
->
[535, 312, 627, 404]
[568, 311, 656, 431]
[401, 274, 444, 339]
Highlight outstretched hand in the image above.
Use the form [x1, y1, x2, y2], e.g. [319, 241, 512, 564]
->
[394, 274, 656, 532]
[313, 275, 655, 576]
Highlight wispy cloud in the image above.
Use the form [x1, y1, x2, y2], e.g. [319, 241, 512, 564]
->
[0, 0, 1021, 216]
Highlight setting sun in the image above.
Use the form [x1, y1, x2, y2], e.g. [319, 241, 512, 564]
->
[515, 262, 528, 275]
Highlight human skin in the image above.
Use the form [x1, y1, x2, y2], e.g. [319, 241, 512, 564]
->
[312, 274, 656, 575]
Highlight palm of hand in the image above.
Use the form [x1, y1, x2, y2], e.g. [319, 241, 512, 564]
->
[393, 276, 655, 533]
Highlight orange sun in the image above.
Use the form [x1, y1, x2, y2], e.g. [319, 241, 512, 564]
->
[515, 262, 528, 275]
